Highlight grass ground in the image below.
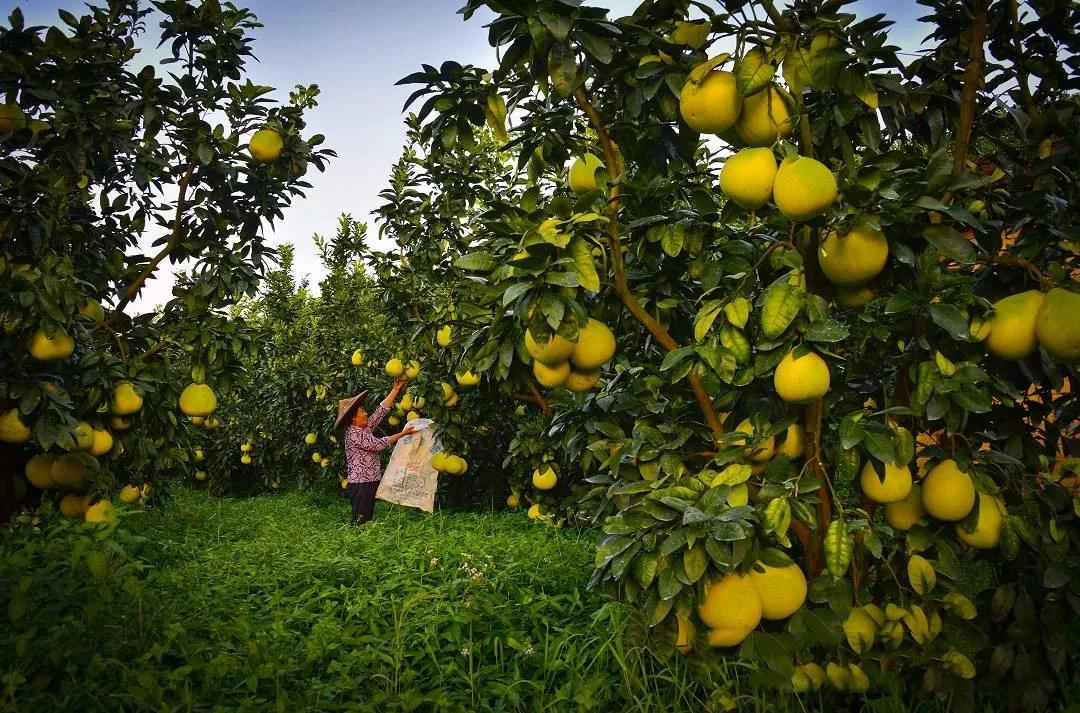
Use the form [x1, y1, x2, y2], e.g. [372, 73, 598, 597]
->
[0, 486, 943, 712]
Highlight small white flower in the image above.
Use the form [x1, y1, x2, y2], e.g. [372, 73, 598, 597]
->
[523, 646, 535, 656]
[460, 647, 470, 658]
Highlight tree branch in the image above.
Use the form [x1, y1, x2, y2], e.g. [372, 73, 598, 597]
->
[138, 338, 169, 361]
[1008, 0, 1038, 119]
[527, 381, 552, 416]
[951, 0, 989, 177]
[573, 87, 725, 441]
[976, 252, 1052, 288]
[115, 162, 197, 313]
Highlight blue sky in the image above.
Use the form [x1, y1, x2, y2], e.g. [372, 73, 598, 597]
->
[8, 1, 932, 308]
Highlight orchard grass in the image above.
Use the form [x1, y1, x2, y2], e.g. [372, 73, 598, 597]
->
[2, 486, 951, 712]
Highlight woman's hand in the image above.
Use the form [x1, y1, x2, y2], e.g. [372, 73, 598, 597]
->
[391, 378, 407, 392]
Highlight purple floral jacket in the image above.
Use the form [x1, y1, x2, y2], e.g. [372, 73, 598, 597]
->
[344, 403, 392, 483]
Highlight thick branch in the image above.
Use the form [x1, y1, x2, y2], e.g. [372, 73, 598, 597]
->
[115, 163, 197, 313]
[951, 1, 989, 176]
[138, 338, 169, 361]
[573, 87, 724, 440]
[801, 399, 829, 578]
[527, 381, 553, 416]
[976, 252, 1051, 288]
[1008, 0, 1038, 119]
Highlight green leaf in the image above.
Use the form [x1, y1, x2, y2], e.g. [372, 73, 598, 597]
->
[568, 239, 601, 293]
[694, 301, 723, 342]
[803, 317, 850, 343]
[683, 546, 708, 584]
[923, 225, 976, 263]
[928, 304, 970, 341]
[660, 224, 684, 257]
[548, 43, 577, 99]
[761, 282, 804, 339]
[736, 47, 775, 97]
[454, 252, 498, 271]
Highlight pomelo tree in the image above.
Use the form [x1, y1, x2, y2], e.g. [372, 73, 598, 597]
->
[381, 0, 1079, 707]
[0, 1, 332, 521]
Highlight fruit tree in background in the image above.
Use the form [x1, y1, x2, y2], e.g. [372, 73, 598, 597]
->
[383, 0, 1079, 707]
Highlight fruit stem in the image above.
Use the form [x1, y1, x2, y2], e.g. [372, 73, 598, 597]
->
[573, 87, 725, 441]
[115, 162, 198, 314]
[527, 382, 553, 416]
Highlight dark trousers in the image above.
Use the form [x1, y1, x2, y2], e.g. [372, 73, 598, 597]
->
[346, 481, 380, 524]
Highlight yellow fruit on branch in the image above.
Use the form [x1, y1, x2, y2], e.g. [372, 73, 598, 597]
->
[25, 454, 56, 489]
[406, 410, 421, 422]
[735, 418, 775, 462]
[1034, 287, 1080, 362]
[565, 368, 602, 393]
[568, 153, 606, 194]
[985, 290, 1044, 360]
[527, 503, 544, 520]
[748, 559, 807, 620]
[194, 448, 205, 462]
[525, 328, 576, 365]
[78, 299, 105, 324]
[456, 370, 480, 387]
[773, 349, 830, 403]
[195, 470, 207, 481]
[955, 493, 1004, 549]
[385, 358, 405, 377]
[818, 225, 889, 287]
[532, 466, 557, 490]
[719, 147, 778, 210]
[179, 383, 217, 417]
[772, 156, 837, 222]
[119, 484, 141, 504]
[776, 424, 804, 460]
[921, 459, 976, 521]
[350, 348, 364, 366]
[679, 68, 742, 135]
[404, 360, 421, 380]
[241, 443, 252, 453]
[111, 381, 143, 415]
[533, 360, 571, 388]
[248, 128, 283, 162]
[204, 415, 221, 430]
[431, 451, 448, 472]
[834, 284, 876, 309]
[109, 416, 131, 431]
[0, 408, 31, 443]
[88, 428, 114, 457]
[506, 493, 520, 508]
[698, 573, 761, 647]
[884, 484, 925, 530]
[66, 421, 94, 451]
[28, 327, 75, 361]
[569, 319, 616, 370]
[84, 499, 117, 526]
[241, 454, 252, 465]
[436, 325, 452, 347]
[52, 453, 88, 485]
[312, 452, 322, 463]
[304, 433, 317, 445]
[734, 86, 793, 147]
[59, 493, 87, 518]
[860, 461, 913, 503]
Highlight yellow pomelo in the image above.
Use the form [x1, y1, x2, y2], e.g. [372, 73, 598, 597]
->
[240, 442, 252, 453]
[78, 299, 105, 323]
[194, 448, 205, 461]
[311, 452, 322, 463]
[51, 454, 88, 486]
[749, 561, 807, 620]
[406, 410, 420, 422]
[446, 456, 468, 475]
[506, 493, 520, 508]
[350, 349, 364, 366]
[533, 466, 557, 490]
[835, 284, 875, 309]
[569, 318, 616, 370]
[28, 327, 74, 361]
[773, 156, 837, 221]
[527, 503, 543, 520]
[734, 87, 793, 147]
[985, 290, 1044, 360]
[884, 484, 925, 530]
[25, 454, 55, 489]
[385, 358, 405, 377]
[860, 461, 913, 504]
[111, 381, 143, 415]
[719, 148, 777, 209]
[569, 153, 605, 194]
[88, 429, 113, 457]
[59, 493, 87, 518]
[676, 613, 697, 653]
[818, 226, 889, 286]
[404, 360, 421, 380]
[0, 103, 27, 132]
[777, 424, 804, 460]
[304, 433, 317, 445]
[249, 128, 283, 162]
[843, 606, 880, 654]
[84, 499, 117, 526]
[195, 470, 207, 481]
[436, 325, 452, 347]
[679, 69, 742, 135]
[241, 454, 252, 465]
[525, 328, 576, 365]
[533, 360, 570, 388]
[698, 573, 761, 647]
[431, 452, 448, 472]
[204, 415, 220, 430]
[109, 416, 131, 431]
[179, 383, 217, 417]
[774, 349, 830, 403]
[921, 459, 976, 521]
[955, 493, 1004, 549]
[1035, 287, 1080, 362]
[565, 368, 602, 393]
[456, 370, 480, 387]
[0, 408, 31, 443]
[67, 421, 94, 451]
[735, 418, 775, 462]
[119, 484, 141, 504]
